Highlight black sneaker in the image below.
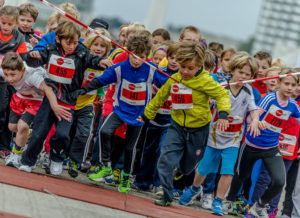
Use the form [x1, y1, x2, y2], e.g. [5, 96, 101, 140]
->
[154, 198, 172, 207]
[68, 160, 79, 178]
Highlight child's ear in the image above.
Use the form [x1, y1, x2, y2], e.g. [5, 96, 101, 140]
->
[22, 67, 26, 74]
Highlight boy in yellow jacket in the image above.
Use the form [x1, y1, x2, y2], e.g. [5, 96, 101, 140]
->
[138, 41, 231, 206]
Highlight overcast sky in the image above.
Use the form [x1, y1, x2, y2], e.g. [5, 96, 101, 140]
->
[93, 0, 263, 41]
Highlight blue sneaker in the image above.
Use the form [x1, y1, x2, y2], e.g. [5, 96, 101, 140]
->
[212, 199, 223, 216]
[179, 185, 202, 205]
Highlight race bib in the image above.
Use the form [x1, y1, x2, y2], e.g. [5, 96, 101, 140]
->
[47, 54, 75, 84]
[263, 105, 291, 133]
[120, 79, 147, 106]
[216, 116, 243, 137]
[279, 133, 297, 157]
[171, 83, 193, 110]
[157, 96, 172, 115]
[81, 69, 103, 95]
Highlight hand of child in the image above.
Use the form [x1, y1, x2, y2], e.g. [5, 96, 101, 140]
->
[136, 116, 144, 123]
[29, 34, 39, 47]
[52, 104, 72, 122]
[217, 119, 229, 132]
[249, 119, 261, 138]
[29, 50, 41, 59]
[258, 121, 267, 130]
[152, 84, 159, 95]
[99, 59, 113, 69]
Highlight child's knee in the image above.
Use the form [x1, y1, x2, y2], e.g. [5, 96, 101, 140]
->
[17, 121, 29, 133]
[8, 123, 17, 132]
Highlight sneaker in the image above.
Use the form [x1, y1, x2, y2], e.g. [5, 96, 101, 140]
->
[154, 197, 172, 207]
[154, 186, 163, 196]
[249, 202, 269, 218]
[113, 169, 121, 184]
[19, 164, 36, 173]
[200, 193, 214, 209]
[42, 153, 50, 169]
[212, 199, 224, 216]
[172, 189, 183, 199]
[105, 169, 120, 186]
[0, 150, 11, 159]
[87, 164, 100, 176]
[179, 185, 202, 205]
[88, 165, 112, 182]
[223, 200, 238, 216]
[268, 208, 278, 218]
[80, 160, 91, 173]
[5, 152, 20, 168]
[50, 160, 63, 175]
[234, 195, 249, 215]
[62, 158, 70, 170]
[68, 160, 79, 178]
[118, 171, 130, 193]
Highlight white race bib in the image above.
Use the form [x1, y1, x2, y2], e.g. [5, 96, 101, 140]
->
[263, 105, 291, 133]
[120, 79, 147, 106]
[81, 69, 104, 95]
[279, 133, 297, 157]
[157, 96, 172, 115]
[171, 83, 193, 110]
[216, 116, 244, 137]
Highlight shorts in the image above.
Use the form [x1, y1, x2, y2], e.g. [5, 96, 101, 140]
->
[9, 109, 35, 126]
[198, 146, 239, 176]
[10, 94, 42, 116]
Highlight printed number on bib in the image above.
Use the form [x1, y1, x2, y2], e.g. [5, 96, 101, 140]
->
[216, 116, 243, 137]
[279, 133, 297, 157]
[120, 79, 147, 106]
[81, 69, 103, 95]
[47, 54, 75, 84]
[263, 105, 291, 133]
[171, 83, 193, 110]
[158, 96, 172, 115]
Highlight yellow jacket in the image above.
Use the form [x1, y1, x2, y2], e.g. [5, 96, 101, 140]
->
[144, 69, 231, 128]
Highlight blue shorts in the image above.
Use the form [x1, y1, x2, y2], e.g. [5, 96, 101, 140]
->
[198, 146, 239, 176]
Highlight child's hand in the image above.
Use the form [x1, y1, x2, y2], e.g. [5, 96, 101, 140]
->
[29, 51, 41, 58]
[52, 104, 72, 122]
[136, 116, 144, 123]
[99, 59, 113, 69]
[217, 119, 229, 132]
[29, 34, 39, 47]
[249, 119, 261, 138]
[258, 121, 267, 130]
[152, 84, 159, 94]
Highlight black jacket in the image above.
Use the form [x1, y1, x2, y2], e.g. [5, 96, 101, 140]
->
[23, 42, 106, 106]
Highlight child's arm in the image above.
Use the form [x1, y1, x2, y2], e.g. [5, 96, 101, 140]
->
[248, 110, 261, 137]
[23, 47, 48, 68]
[84, 52, 113, 70]
[39, 82, 72, 121]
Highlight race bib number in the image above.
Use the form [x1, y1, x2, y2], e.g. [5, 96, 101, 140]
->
[81, 69, 103, 95]
[279, 133, 297, 157]
[120, 79, 147, 106]
[171, 83, 193, 110]
[47, 54, 75, 84]
[157, 96, 172, 115]
[263, 105, 291, 133]
[216, 116, 243, 137]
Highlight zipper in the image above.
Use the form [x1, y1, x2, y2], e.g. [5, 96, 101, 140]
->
[183, 110, 186, 127]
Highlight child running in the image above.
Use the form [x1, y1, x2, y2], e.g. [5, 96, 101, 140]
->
[139, 41, 231, 206]
[224, 68, 300, 218]
[179, 53, 260, 216]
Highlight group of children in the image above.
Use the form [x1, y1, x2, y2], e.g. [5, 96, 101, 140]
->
[1, 1, 300, 218]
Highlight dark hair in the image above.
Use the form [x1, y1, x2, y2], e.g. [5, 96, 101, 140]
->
[2, 52, 24, 71]
[127, 35, 152, 56]
[152, 28, 171, 41]
[254, 51, 272, 66]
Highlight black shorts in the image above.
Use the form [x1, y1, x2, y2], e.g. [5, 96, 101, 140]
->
[9, 109, 35, 126]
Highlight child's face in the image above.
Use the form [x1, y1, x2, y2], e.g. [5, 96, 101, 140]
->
[56, 36, 79, 54]
[181, 31, 200, 42]
[90, 37, 107, 57]
[3, 68, 24, 86]
[118, 29, 127, 47]
[0, 0, 4, 8]
[278, 77, 297, 99]
[167, 54, 179, 71]
[18, 13, 35, 33]
[179, 59, 202, 80]
[152, 35, 164, 50]
[265, 70, 279, 92]
[152, 50, 166, 66]
[129, 53, 147, 69]
[255, 58, 270, 78]
[220, 52, 234, 73]
[0, 15, 17, 37]
[231, 64, 252, 84]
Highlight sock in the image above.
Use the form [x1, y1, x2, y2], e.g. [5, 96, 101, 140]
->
[191, 185, 200, 192]
[215, 197, 223, 203]
[12, 143, 23, 156]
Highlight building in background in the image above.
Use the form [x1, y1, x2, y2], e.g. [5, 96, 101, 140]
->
[252, 0, 300, 66]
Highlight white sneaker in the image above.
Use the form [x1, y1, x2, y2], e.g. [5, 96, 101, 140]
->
[42, 153, 50, 169]
[50, 160, 63, 175]
[200, 193, 214, 209]
[249, 202, 269, 218]
[19, 164, 36, 173]
[5, 152, 20, 168]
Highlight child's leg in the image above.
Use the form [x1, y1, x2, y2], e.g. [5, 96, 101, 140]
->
[292, 161, 300, 217]
[259, 148, 285, 206]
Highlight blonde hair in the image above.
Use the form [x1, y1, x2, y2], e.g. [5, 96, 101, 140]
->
[272, 58, 286, 68]
[18, 2, 39, 21]
[56, 3, 80, 22]
[126, 22, 146, 37]
[204, 49, 216, 71]
[84, 28, 112, 57]
[279, 68, 299, 83]
[0, 5, 19, 21]
[179, 25, 202, 42]
[265, 66, 281, 77]
[2, 52, 24, 71]
[166, 42, 179, 57]
[228, 52, 258, 77]
[176, 41, 206, 67]
[56, 21, 81, 41]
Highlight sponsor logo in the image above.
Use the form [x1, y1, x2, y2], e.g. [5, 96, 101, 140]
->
[279, 134, 284, 141]
[276, 109, 283, 117]
[173, 85, 179, 93]
[57, 58, 64, 65]
[128, 83, 135, 90]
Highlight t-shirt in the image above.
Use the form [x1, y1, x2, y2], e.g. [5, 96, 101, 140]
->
[207, 83, 257, 149]
[0, 63, 46, 101]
